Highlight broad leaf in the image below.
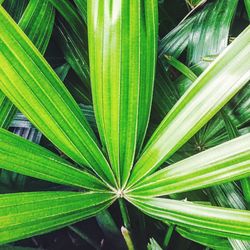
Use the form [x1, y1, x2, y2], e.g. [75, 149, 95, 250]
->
[129, 134, 250, 196]
[0, 0, 55, 129]
[88, 0, 158, 187]
[128, 197, 250, 240]
[0, 129, 106, 191]
[0, 6, 116, 187]
[128, 25, 250, 187]
[0, 191, 115, 244]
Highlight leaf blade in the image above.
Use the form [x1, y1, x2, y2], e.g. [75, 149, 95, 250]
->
[128, 197, 250, 240]
[0, 6, 116, 187]
[88, 0, 158, 187]
[0, 191, 115, 244]
[129, 134, 250, 197]
[128, 25, 250, 187]
[0, 128, 106, 191]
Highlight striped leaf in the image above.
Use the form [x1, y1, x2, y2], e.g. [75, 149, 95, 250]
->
[0, 0, 55, 129]
[128, 134, 250, 197]
[0, 129, 106, 191]
[128, 197, 250, 240]
[0, 191, 115, 244]
[0, 6, 116, 187]
[88, 0, 158, 187]
[128, 25, 250, 187]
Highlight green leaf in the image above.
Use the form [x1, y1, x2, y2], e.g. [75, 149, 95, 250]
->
[0, 91, 16, 128]
[147, 238, 163, 250]
[244, 0, 250, 20]
[176, 227, 232, 250]
[55, 16, 91, 94]
[187, 0, 238, 65]
[128, 25, 250, 187]
[0, 128, 106, 191]
[220, 109, 250, 204]
[19, 0, 55, 55]
[88, 0, 158, 187]
[128, 197, 250, 240]
[48, 0, 87, 45]
[129, 134, 250, 197]
[0, 0, 55, 129]
[73, 0, 87, 24]
[242, 178, 250, 204]
[0, 6, 116, 187]
[164, 55, 197, 81]
[0, 191, 115, 244]
[2, 0, 28, 22]
[159, 15, 194, 58]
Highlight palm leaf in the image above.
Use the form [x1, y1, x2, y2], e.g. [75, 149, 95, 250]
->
[73, 0, 87, 23]
[187, 0, 238, 65]
[0, 0, 55, 129]
[128, 25, 250, 187]
[0, 191, 115, 244]
[55, 16, 91, 96]
[129, 134, 250, 196]
[128, 197, 250, 240]
[0, 6, 116, 187]
[176, 227, 232, 250]
[88, 0, 158, 187]
[0, 129, 106, 191]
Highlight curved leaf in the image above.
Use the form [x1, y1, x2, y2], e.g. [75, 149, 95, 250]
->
[0, 6, 116, 187]
[187, 0, 238, 65]
[128, 25, 250, 187]
[176, 227, 232, 250]
[128, 197, 250, 240]
[0, 191, 115, 244]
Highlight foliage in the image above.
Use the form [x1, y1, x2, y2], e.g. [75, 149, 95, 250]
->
[0, 0, 249, 249]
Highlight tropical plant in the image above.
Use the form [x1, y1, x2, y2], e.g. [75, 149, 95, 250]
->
[0, 0, 249, 249]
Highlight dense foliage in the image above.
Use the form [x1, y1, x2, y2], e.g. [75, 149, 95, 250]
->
[0, 0, 249, 249]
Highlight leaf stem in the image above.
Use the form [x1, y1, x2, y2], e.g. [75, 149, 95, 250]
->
[118, 198, 131, 230]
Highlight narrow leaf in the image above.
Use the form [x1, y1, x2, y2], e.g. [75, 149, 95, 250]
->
[88, 0, 158, 187]
[176, 227, 232, 250]
[129, 197, 250, 240]
[0, 128, 106, 191]
[164, 55, 197, 81]
[73, 0, 87, 24]
[129, 134, 250, 197]
[128, 25, 250, 187]
[0, 191, 115, 244]
[0, 6, 116, 187]
[0, 0, 55, 129]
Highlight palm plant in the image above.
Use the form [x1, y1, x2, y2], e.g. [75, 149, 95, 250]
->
[0, 0, 250, 249]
